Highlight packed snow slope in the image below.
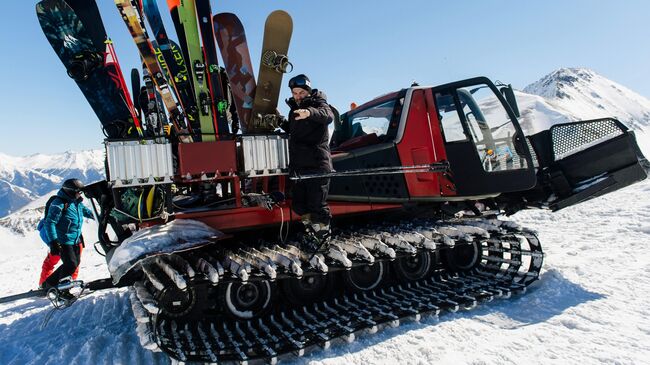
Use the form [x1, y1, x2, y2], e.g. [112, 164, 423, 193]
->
[0, 144, 648, 365]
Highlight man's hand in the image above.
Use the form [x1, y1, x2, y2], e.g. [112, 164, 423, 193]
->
[294, 109, 311, 120]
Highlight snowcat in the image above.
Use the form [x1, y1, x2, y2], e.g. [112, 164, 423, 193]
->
[83, 77, 648, 363]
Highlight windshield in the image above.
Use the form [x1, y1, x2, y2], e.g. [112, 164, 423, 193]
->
[349, 99, 397, 138]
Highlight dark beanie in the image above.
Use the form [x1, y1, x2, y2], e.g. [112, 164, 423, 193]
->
[288, 74, 312, 92]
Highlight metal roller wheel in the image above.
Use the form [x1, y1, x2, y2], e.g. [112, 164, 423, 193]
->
[224, 281, 273, 319]
[443, 240, 481, 272]
[345, 261, 387, 292]
[393, 251, 432, 283]
[157, 286, 197, 318]
[281, 273, 336, 307]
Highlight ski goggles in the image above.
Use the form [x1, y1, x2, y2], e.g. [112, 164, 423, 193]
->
[289, 77, 311, 90]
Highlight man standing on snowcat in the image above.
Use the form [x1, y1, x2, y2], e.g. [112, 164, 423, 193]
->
[40, 179, 94, 299]
[281, 74, 334, 253]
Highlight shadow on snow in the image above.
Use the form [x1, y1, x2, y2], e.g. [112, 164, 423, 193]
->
[289, 268, 605, 364]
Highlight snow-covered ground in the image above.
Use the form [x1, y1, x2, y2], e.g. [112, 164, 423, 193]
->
[1, 139, 649, 364]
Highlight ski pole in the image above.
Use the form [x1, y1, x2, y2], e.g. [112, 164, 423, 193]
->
[289, 161, 450, 181]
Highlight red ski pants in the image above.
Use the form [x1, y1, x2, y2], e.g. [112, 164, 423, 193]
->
[38, 244, 84, 286]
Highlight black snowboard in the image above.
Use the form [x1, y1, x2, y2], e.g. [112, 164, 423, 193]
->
[36, 0, 139, 139]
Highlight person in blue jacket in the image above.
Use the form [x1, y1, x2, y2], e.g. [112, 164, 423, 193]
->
[42, 179, 94, 295]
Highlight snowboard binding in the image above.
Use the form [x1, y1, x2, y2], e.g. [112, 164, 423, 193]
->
[67, 51, 104, 81]
[261, 50, 293, 73]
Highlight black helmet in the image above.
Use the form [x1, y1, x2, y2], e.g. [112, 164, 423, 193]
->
[288, 74, 311, 92]
[62, 178, 85, 194]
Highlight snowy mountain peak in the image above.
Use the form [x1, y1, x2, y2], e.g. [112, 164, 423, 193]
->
[524, 68, 597, 100]
[523, 68, 650, 130]
[0, 149, 105, 218]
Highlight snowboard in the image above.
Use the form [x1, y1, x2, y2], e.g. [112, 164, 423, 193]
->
[58, 0, 141, 136]
[196, 0, 230, 136]
[168, 0, 216, 141]
[115, 0, 192, 142]
[214, 12, 256, 133]
[36, 0, 142, 139]
[250, 10, 293, 132]
[142, 0, 200, 134]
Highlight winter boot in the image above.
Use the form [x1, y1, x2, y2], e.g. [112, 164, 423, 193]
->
[299, 223, 331, 254]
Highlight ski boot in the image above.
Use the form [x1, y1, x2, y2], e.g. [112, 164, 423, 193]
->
[44, 277, 82, 308]
[299, 223, 331, 255]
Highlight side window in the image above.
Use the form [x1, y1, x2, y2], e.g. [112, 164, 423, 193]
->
[457, 85, 528, 172]
[435, 91, 467, 142]
[349, 100, 397, 139]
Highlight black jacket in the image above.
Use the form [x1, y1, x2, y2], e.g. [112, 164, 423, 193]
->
[282, 89, 334, 172]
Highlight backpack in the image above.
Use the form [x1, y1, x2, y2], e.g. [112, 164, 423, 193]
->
[37, 196, 69, 245]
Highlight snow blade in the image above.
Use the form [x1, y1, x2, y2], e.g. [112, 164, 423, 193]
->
[526, 118, 648, 211]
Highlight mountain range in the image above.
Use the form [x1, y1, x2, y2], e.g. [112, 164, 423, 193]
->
[0, 67, 648, 222]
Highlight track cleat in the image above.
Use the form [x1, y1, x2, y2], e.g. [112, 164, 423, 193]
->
[326, 244, 353, 268]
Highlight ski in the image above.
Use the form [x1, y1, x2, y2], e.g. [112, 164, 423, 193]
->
[196, 0, 231, 136]
[115, 0, 192, 142]
[250, 10, 293, 132]
[142, 66, 166, 137]
[142, 0, 200, 134]
[0, 278, 115, 305]
[131, 68, 142, 118]
[167, 0, 217, 141]
[36, 0, 142, 139]
[214, 12, 256, 133]
[105, 38, 142, 136]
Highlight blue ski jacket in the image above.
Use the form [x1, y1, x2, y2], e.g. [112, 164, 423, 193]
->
[43, 189, 95, 245]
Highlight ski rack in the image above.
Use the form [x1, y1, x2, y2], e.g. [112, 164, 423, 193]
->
[239, 135, 290, 177]
[106, 139, 174, 187]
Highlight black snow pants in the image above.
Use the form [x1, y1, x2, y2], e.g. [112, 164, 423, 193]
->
[291, 177, 331, 225]
[44, 243, 81, 288]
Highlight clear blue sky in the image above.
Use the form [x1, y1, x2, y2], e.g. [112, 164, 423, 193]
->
[1, 0, 649, 155]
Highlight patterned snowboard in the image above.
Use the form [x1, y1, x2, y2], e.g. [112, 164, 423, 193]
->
[214, 12, 256, 133]
[36, 0, 141, 138]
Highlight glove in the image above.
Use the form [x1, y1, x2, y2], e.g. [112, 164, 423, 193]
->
[49, 239, 61, 256]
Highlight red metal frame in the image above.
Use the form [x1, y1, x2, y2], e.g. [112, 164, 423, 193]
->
[177, 200, 400, 232]
[177, 140, 238, 177]
[396, 89, 456, 198]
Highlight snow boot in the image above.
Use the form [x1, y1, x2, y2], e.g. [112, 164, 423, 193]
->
[299, 223, 331, 254]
